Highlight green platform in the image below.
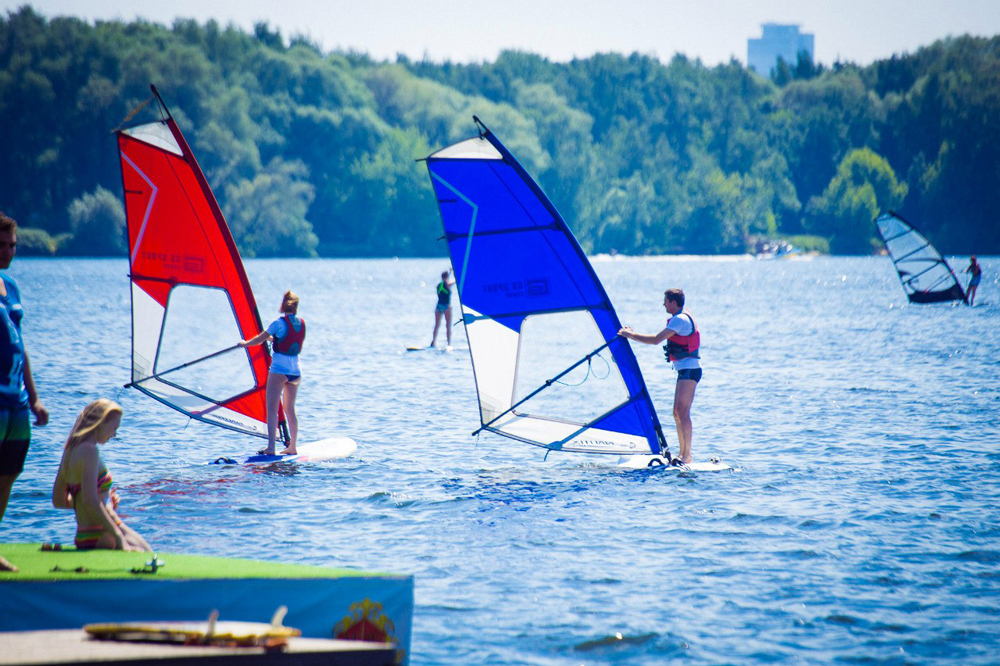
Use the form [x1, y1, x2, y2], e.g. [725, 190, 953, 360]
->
[0, 543, 413, 664]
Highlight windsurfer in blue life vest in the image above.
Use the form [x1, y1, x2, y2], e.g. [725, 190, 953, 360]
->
[238, 290, 305, 456]
[964, 255, 982, 305]
[618, 288, 700, 464]
[431, 269, 455, 348]
[0, 212, 48, 571]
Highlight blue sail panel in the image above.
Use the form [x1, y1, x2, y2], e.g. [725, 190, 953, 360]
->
[426, 126, 665, 456]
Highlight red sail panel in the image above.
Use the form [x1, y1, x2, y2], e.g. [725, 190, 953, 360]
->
[118, 117, 275, 432]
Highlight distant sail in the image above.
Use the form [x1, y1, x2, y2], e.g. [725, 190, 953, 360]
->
[875, 211, 968, 304]
[425, 117, 668, 456]
[117, 86, 279, 438]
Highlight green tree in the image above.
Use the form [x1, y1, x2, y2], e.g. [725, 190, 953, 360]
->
[64, 186, 126, 255]
[223, 159, 318, 257]
[806, 148, 908, 253]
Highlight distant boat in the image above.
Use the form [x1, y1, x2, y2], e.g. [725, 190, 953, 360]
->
[424, 117, 670, 458]
[874, 211, 968, 304]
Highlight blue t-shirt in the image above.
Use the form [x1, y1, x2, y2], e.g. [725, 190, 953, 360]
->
[0, 274, 28, 408]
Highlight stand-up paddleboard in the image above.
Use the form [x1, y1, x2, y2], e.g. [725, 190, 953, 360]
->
[210, 437, 357, 465]
[617, 455, 732, 471]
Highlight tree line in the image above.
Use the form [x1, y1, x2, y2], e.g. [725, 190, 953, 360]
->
[2, 7, 997, 257]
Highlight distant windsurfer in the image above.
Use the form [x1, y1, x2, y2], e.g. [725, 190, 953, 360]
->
[0, 212, 48, 572]
[618, 288, 700, 464]
[964, 255, 982, 305]
[239, 291, 305, 456]
[431, 269, 455, 348]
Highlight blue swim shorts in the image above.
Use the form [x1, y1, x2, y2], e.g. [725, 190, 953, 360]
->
[676, 368, 703, 383]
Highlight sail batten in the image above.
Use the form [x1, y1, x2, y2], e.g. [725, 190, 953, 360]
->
[875, 212, 968, 305]
[426, 120, 666, 456]
[116, 88, 279, 439]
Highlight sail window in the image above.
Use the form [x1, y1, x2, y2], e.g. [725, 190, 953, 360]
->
[514, 310, 629, 425]
[155, 285, 256, 404]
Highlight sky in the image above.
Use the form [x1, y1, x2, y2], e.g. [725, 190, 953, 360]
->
[5, 0, 1000, 66]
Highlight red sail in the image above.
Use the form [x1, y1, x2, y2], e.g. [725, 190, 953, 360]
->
[117, 101, 278, 438]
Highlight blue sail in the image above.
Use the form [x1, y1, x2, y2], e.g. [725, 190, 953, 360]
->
[425, 118, 667, 455]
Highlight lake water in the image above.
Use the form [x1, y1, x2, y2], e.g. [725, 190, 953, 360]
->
[4, 256, 999, 664]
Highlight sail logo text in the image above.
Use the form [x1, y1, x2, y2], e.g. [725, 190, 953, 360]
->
[482, 278, 549, 299]
[141, 251, 206, 273]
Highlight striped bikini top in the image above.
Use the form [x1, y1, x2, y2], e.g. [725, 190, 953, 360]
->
[67, 462, 113, 496]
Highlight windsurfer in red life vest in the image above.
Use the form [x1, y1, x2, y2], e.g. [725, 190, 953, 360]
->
[238, 291, 306, 456]
[618, 288, 701, 464]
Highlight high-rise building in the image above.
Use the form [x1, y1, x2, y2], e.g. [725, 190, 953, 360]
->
[747, 24, 814, 75]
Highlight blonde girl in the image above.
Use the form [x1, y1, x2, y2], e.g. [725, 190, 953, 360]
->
[239, 290, 306, 456]
[52, 399, 151, 551]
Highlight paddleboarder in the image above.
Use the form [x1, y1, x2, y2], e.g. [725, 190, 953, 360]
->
[430, 269, 455, 348]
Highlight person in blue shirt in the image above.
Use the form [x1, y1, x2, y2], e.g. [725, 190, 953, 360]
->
[0, 213, 48, 571]
[239, 291, 305, 456]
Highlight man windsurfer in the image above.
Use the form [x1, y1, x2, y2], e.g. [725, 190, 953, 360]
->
[964, 255, 982, 306]
[0, 212, 48, 572]
[618, 288, 700, 465]
[239, 291, 305, 456]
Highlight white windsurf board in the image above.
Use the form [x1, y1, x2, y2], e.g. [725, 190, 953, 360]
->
[617, 455, 732, 472]
[209, 437, 357, 465]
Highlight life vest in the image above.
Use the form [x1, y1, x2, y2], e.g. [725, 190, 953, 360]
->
[272, 315, 306, 355]
[437, 281, 451, 307]
[663, 311, 700, 362]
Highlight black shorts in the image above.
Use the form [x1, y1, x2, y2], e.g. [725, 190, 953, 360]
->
[0, 405, 31, 476]
[676, 368, 702, 383]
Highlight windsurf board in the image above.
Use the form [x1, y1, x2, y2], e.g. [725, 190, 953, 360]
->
[617, 455, 732, 472]
[210, 437, 357, 465]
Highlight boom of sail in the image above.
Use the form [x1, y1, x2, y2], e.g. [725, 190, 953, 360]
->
[875, 211, 968, 304]
[425, 117, 668, 456]
[116, 86, 281, 438]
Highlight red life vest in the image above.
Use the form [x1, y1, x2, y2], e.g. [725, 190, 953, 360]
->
[272, 315, 306, 355]
[663, 311, 700, 362]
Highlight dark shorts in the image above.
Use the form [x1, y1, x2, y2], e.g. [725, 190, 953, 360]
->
[970, 274, 982, 287]
[676, 368, 703, 383]
[435, 303, 450, 313]
[284, 374, 301, 384]
[0, 405, 31, 476]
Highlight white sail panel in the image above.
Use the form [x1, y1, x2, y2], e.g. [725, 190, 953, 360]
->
[131, 282, 164, 381]
[121, 121, 183, 156]
[464, 307, 519, 423]
[488, 414, 653, 455]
